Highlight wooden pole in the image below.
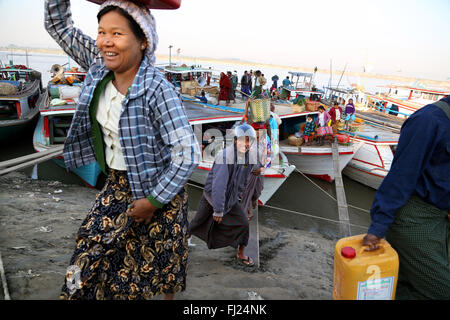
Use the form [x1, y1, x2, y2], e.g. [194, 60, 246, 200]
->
[0, 145, 64, 169]
[0, 252, 10, 300]
[337, 63, 347, 89]
[0, 147, 63, 176]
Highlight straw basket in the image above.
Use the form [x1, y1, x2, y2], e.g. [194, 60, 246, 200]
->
[292, 103, 305, 113]
[305, 101, 320, 112]
[249, 99, 271, 123]
[288, 134, 304, 146]
[349, 122, 365, 132]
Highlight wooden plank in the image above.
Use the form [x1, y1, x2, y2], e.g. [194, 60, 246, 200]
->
[331, 141, 351, 237]
[0, 145, 64, 169]
[0, 149, 63, 176]
[0, 252, 10, 300]
[244, 206, 260, 268]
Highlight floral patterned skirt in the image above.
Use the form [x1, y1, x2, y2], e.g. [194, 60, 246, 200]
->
[60, 169, 189, 300]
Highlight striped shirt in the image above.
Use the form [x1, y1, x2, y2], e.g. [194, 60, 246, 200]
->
[45, 0, 200, 206]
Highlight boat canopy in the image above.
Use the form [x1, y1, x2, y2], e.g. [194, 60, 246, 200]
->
[288, 72, 313, 78]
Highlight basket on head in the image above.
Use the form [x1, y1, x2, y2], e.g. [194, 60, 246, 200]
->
[86, 0, 181, 9]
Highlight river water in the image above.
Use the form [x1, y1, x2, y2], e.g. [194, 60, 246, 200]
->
[1, 50, 376, 239]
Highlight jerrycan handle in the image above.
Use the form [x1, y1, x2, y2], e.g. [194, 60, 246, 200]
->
[359, 243, 386, 256]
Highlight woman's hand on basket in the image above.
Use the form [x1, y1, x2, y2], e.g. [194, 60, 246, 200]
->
[127, 198, 157, 224]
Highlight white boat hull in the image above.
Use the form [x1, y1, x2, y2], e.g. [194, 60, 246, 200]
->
[280, 144, 354, 182]
[340, 127, 397, 190]
[190, 162, 295, 205]
[342, 164, 385, 190]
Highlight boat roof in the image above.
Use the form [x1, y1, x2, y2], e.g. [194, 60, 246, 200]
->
[0, 67, 34, 73]
[159, 66, 212, 74]
[284, 88, 324, 95]
[369, 95, 424, 109]
[325, 87, 358, 94]
[377, 84, 450, 95]
[288, 71, 313, 77]
[184, 100, 243, 125]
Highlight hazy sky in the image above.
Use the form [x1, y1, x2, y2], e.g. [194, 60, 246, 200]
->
[1, 0, 449, 80]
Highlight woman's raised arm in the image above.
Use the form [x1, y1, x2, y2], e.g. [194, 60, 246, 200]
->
[44, 0, 99, 70]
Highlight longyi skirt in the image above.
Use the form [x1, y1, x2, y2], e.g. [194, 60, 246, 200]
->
[188, 195, 249, 250]
[60, 169, 189, 300]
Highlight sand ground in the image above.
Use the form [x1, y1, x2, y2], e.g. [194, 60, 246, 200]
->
[0, 171, 336, 300]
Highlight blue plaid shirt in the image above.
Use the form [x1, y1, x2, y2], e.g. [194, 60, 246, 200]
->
[45, 0, 200, 206]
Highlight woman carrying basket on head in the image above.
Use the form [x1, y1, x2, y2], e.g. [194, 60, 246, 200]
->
[45, 0, 200, 300]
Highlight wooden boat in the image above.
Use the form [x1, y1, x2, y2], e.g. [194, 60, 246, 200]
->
[366, 85, 449, 119]
[33, 67, 102, 187]
[272, 108, 354, 183]
[278, 71, 324, 101]
[184, 100, 296, 205]
[0, 63, 45, 143]
[339, 121, 399, 190]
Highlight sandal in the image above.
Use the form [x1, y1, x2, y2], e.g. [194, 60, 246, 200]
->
[237, 255, 254, 267]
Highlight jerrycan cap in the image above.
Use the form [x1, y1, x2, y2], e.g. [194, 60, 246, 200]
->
[341, 246, 356, 259]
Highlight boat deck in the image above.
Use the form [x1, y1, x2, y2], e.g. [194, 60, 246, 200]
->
[339, 123, 399, 142]
[279, 138, 354, 154]
[183, 96, 318, 124]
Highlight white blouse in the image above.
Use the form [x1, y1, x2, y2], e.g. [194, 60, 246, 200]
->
[96, 81, 127, 171]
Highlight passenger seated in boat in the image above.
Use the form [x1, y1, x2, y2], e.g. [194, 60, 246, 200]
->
[303, 115, 316, 146]
[195, 90, 208, 103]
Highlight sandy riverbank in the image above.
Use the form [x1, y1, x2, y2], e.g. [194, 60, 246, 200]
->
[2, 46, 450, 88]
[0, 171, 336, 300]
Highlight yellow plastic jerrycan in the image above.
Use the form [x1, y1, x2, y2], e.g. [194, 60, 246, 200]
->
[333, 234, 399, 300]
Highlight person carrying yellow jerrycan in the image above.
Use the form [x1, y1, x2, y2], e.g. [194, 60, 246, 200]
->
[333, 234, 399, 300]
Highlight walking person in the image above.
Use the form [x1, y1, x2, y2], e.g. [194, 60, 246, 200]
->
[229, 71, 238, 104]
[240, 71, 251, 99]
[188, 123, 258, 267]
[251, 70, 263, 98]
[217, 72, 231, 106]
[362, 96, 450, 300]
[45, 0, 200, 300]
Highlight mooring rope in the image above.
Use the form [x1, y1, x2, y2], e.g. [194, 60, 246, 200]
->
[185, 182, 368, 230]
[293, 168, 370, 214]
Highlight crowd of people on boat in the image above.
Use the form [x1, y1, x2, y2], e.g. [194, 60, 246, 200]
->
[291, 98, 356, 146]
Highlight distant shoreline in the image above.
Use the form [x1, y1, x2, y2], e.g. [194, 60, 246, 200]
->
[2, 46, 449, 87]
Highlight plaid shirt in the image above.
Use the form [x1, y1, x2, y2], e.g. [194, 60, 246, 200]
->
[45, 0, 200, 206]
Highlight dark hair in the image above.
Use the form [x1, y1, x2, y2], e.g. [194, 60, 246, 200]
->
[97, 6, 147, 43]
[318, 106, 325, 111]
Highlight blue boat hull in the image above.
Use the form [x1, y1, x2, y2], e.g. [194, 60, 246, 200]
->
[52, 157, 102, 188]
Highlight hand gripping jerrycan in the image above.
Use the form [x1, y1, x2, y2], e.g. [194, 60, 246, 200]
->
[333, 234, 399, 300]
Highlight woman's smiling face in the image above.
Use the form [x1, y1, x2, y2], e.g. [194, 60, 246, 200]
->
[97, 10, 145, 74]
